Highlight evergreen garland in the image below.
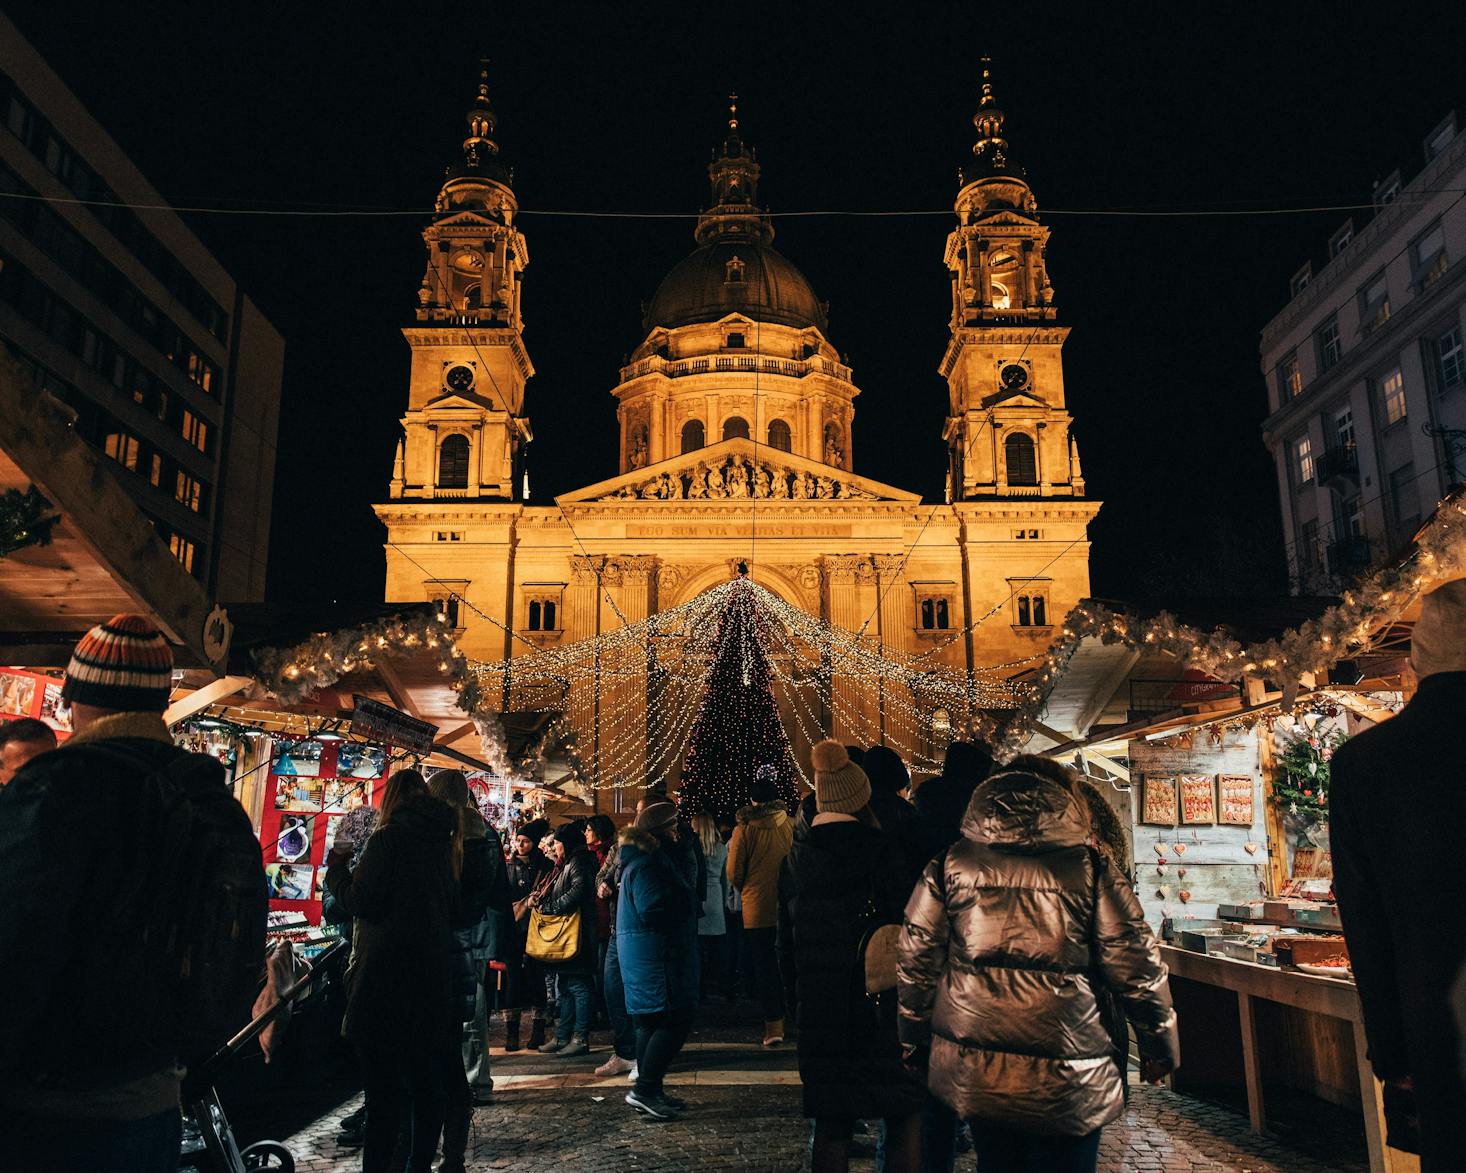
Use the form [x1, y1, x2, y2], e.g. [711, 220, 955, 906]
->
[0, 486, 58, 557]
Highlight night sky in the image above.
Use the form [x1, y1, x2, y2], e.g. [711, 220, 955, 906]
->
[9, 4, 1466, 606]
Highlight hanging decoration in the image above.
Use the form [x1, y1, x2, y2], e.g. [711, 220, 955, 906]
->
[1272, 727, 1345, 823]
[0, 486, 59, 557]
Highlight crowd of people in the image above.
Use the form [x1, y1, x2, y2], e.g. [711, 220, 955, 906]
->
[6, 601, 1466, 1173]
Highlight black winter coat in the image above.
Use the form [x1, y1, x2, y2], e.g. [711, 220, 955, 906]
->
[1332, 672, 1466, 1172]
[869, 791, 934, 887]
[500, 847, 552, 1009]
[537, 845, 599, 972]
[913, 769, 981, 856]
[326, 792, 459, 1050]
[781, 818, 925, 1121]
[0, 721, 265, 1092]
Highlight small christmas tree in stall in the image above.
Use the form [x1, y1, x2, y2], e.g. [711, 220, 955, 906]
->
[675, 576, 799, 823]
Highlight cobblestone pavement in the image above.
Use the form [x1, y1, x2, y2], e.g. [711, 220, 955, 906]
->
[280, 1009, 1369, 1172]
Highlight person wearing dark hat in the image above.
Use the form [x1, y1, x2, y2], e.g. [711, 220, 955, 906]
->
[501, 817, 553, 1051]
[863, 744, 930, 884]
[783, 740, 924, 1171]
[912, 740, 995, 857]
[532, 821, 600, 1056]
[617, 800, 700, 1120]
[1332, 578, 1466, 1171]
[0, 615, 267, 1173]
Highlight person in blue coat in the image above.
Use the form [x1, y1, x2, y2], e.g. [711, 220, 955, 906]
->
[616, 800, 699, 1121]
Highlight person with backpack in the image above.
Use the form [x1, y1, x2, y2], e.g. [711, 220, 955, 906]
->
[427, 768, 508, 1173]
[896, 756, 1178, 1173]
[326, 768, 459, 1173]
[0, 615, 268, 1173]
[782, 740, 924, 1172]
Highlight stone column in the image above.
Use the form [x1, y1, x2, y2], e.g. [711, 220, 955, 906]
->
[821, 554, 879, 746]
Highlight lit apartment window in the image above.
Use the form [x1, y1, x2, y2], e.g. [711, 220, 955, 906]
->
[1277, 352, 1303, 400]
[1438, 326, 1465, 389]
[174, 472, 203, 512]
[1413, 221, 1448, 289]
[1289, 265, 1312, 298]
[1316, 316, 1342, 372]
[1358, 272, 1390, 334]
[1293, 434, 1315, 484]
[1015, 592, 1049, 627]
[148, 453, 163, 487]
[1329, 221, 1354, 258]
[181, 409, 208, 453]
[103, 431, 140, 471]
[186, 351, 216, 393]
[167, 532, 196, 572]
[1380, 367, 1407, 425]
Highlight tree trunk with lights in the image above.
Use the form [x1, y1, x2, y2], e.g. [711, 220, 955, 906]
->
[675, 579, 799, 823]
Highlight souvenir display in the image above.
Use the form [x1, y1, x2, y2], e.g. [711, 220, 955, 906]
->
[1180, 774, 1217, 825]
[1218, 774, 1255, 825]
[0, 670, 35, 716]
[1141, 774, 1179, 825]
[259, 738, 383, 925]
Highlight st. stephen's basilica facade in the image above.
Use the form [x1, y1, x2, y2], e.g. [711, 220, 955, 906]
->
[376, 67, 1099, 794]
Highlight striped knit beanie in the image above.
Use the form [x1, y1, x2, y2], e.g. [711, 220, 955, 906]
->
[61, 614, 174, 712]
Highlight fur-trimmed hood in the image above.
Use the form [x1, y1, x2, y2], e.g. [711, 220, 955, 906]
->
[961, 754, 1089, 852]
[617, 825, 662, 856]
[735, 800, 788, 827]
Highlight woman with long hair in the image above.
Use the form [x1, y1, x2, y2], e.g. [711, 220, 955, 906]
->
[897, 756, 1178, 1173]
[531, 822, 599, 1056]
[692, 812, 728, 1001]
[426, 769, 504, 1173]
[325, 768, 458, 1173]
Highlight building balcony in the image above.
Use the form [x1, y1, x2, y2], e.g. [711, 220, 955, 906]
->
[617, 353, 852, 385]
[1316, 444, 1359, 489]
[1326, 535, 1372, 577]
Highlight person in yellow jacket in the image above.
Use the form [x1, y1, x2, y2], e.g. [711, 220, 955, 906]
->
[727, 766, 794, 1046]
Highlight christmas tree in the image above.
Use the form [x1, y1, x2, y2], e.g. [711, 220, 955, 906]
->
[675, 577, 799, 823]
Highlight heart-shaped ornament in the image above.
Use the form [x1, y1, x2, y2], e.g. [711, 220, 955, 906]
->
[1178, 890, 1192, 903]
[1157, 886, 1170, 898]
[1243, 842, 1259, 855]
[1155, 860, 1167, 870]
[1177, 867, 1187, 878]
[1153, 843, 1167, 857]
[1173, 843, 1187, 856]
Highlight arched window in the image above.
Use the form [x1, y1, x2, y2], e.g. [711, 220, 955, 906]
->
[990, 280, 1011, 311]
[681, 419, 705, 453]
[438, 434, 470, 488]
[723, 416, 750, 441]
[464, 285, 483, 309]
[1004, 432, 1037, 485]
[767, 419, 792, 452]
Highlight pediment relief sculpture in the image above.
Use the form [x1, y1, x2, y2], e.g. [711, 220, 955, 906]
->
[601, 450, 879, 502]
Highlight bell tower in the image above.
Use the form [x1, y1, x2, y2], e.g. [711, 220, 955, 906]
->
[390, 63, 533, 502]
[940, 60, 1084, 502]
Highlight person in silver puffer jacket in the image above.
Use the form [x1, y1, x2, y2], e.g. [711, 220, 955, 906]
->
[896, 755, 1179, 1170]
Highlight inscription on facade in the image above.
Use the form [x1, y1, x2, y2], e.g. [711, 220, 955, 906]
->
[627, 523, 853, 538]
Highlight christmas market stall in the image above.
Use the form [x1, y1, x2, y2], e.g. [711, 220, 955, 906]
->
[997, 489, 1466, 1173]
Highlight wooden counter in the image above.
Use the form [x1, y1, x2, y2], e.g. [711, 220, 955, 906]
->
[1160, 945, 1416, 1173]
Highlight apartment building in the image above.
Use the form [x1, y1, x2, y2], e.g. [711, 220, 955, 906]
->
[1260, 111, 1464, 593]
[0, 12, 283, 602]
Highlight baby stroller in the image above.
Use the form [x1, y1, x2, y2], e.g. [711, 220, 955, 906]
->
[181, 939, 348, 1172]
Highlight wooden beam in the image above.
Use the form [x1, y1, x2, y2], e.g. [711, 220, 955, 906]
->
[163, 675, 253, 726]
[374, 658, 423, 718]
[436, 720, 479, 746]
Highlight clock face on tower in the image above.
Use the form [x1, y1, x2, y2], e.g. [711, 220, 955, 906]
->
[445, 365, 475, 393]
[1000, 363, 1029, 391]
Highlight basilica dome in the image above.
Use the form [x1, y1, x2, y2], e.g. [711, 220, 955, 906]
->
[644, 238, 827, 333]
